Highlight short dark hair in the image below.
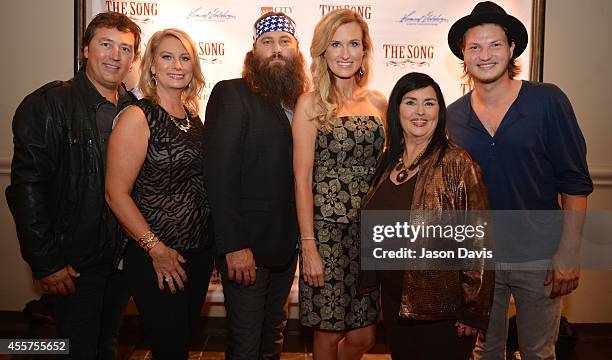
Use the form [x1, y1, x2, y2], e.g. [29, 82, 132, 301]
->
[459, 23, 521, 83]
[80, 11, 142, 68]
[373, 72, 449, 183]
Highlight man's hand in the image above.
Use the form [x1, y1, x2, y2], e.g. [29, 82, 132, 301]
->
[545, 266, 580, 298]
[225, 248, 257, 286]
[38, 265, 80, 295]
[544, 194, 586, 298]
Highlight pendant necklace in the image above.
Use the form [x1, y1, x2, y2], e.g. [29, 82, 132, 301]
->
[169, 113, 191, 132]
[394, 149, 425, 184]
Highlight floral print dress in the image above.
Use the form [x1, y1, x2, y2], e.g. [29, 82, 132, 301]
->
[299, 115, 384, 330]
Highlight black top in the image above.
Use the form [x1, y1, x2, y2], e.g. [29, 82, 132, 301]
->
[364, 172, 417, 211]
[95, 86, 133, 167]
[130, 98, 211, 251]
[364, 172, 417, 300]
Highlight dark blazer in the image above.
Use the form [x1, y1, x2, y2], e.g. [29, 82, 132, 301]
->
[203, 78, 298, 267]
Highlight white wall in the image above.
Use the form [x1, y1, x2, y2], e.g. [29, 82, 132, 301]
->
[543, 0, 612, 323]
[0, 0, 610, 322]
[0, 0, 73, 310]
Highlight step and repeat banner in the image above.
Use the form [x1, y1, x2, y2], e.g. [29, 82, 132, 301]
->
[89, 0, 533, 114]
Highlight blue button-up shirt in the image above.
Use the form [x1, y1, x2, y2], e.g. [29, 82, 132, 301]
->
[447, 81, 592, 210]
[447, 81, 593, 261]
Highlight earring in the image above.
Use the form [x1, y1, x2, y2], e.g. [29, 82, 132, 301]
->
[358, 66, 364, 77]
[149, 74, 157, 88]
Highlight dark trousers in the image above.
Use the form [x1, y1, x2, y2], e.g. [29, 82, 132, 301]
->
[219, 251, 297, 360]
[380, 270, 477, 360]
[52, 262, 130, 360]
[124, 242, 214, 360]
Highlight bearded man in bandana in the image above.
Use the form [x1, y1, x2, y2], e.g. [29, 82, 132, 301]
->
[203, 12, 309, 360]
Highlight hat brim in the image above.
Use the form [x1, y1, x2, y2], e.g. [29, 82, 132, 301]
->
[447, 13, 528, 60]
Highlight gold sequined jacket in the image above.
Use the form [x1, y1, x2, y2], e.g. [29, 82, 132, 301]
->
[362, 143, 494, 329]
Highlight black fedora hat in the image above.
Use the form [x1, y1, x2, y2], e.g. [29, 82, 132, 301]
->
[448, 1, 528, 60]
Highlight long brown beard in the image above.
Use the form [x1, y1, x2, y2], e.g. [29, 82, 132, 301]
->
[242, 50, 308, 110]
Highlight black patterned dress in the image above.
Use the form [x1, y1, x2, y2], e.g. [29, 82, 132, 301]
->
[300, 115, 385, 330]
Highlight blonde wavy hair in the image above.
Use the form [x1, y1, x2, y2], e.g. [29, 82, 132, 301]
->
[310, 9, 372, 130]
[139, 28, 204, 115]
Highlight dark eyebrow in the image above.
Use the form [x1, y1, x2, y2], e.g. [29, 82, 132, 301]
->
[403, 96, 437, 102]
[99, 37, 133, 49]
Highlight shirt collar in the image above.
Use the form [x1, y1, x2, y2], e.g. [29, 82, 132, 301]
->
[76, 68, 134, 109]
[465, 80, 528, 134]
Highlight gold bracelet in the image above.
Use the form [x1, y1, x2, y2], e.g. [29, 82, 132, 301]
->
[139, 230, 156, 243]
[138, 230, 160, 252]
[141, 238, 160, 252]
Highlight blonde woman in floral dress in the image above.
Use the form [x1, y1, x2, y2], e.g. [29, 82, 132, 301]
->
[292, 9, 386, 360]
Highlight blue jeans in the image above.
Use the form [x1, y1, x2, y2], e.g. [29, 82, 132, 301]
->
[219, 251, 297, 360]
[52, 262, 130, 360]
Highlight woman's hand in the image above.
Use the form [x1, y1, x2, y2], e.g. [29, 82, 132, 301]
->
[455, 321, 478, 337]
[148, 242, 187, 293]
[301, 240, 325, 288]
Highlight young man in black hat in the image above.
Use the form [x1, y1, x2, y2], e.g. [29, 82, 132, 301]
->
[446, 2, 592, 359]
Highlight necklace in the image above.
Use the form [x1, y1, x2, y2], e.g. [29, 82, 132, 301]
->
[394, 149, 425, 184]
[169, 113, 191, 132]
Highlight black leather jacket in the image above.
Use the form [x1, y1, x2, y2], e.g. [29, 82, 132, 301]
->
[5, 69, 136, 279]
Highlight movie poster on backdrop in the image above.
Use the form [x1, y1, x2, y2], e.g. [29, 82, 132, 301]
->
[89, 0, 533, 116]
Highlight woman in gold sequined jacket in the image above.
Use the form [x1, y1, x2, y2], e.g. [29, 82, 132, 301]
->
[361, 72, 494, 359]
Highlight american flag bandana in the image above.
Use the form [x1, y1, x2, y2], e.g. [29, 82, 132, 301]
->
[254, 15, 296, 40]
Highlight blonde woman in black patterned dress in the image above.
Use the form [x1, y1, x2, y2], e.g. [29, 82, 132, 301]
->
[292, 9, 386, 359]
[105, 29, 211, 359]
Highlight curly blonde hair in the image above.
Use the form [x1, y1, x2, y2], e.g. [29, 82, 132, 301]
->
[310, 9, 372, 130]
[139, 28, 204, 115]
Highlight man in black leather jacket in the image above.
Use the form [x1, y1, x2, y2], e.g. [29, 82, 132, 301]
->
[5, 12, 141, 359]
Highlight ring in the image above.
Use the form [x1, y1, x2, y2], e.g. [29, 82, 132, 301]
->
[164, 276, 172, 282]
